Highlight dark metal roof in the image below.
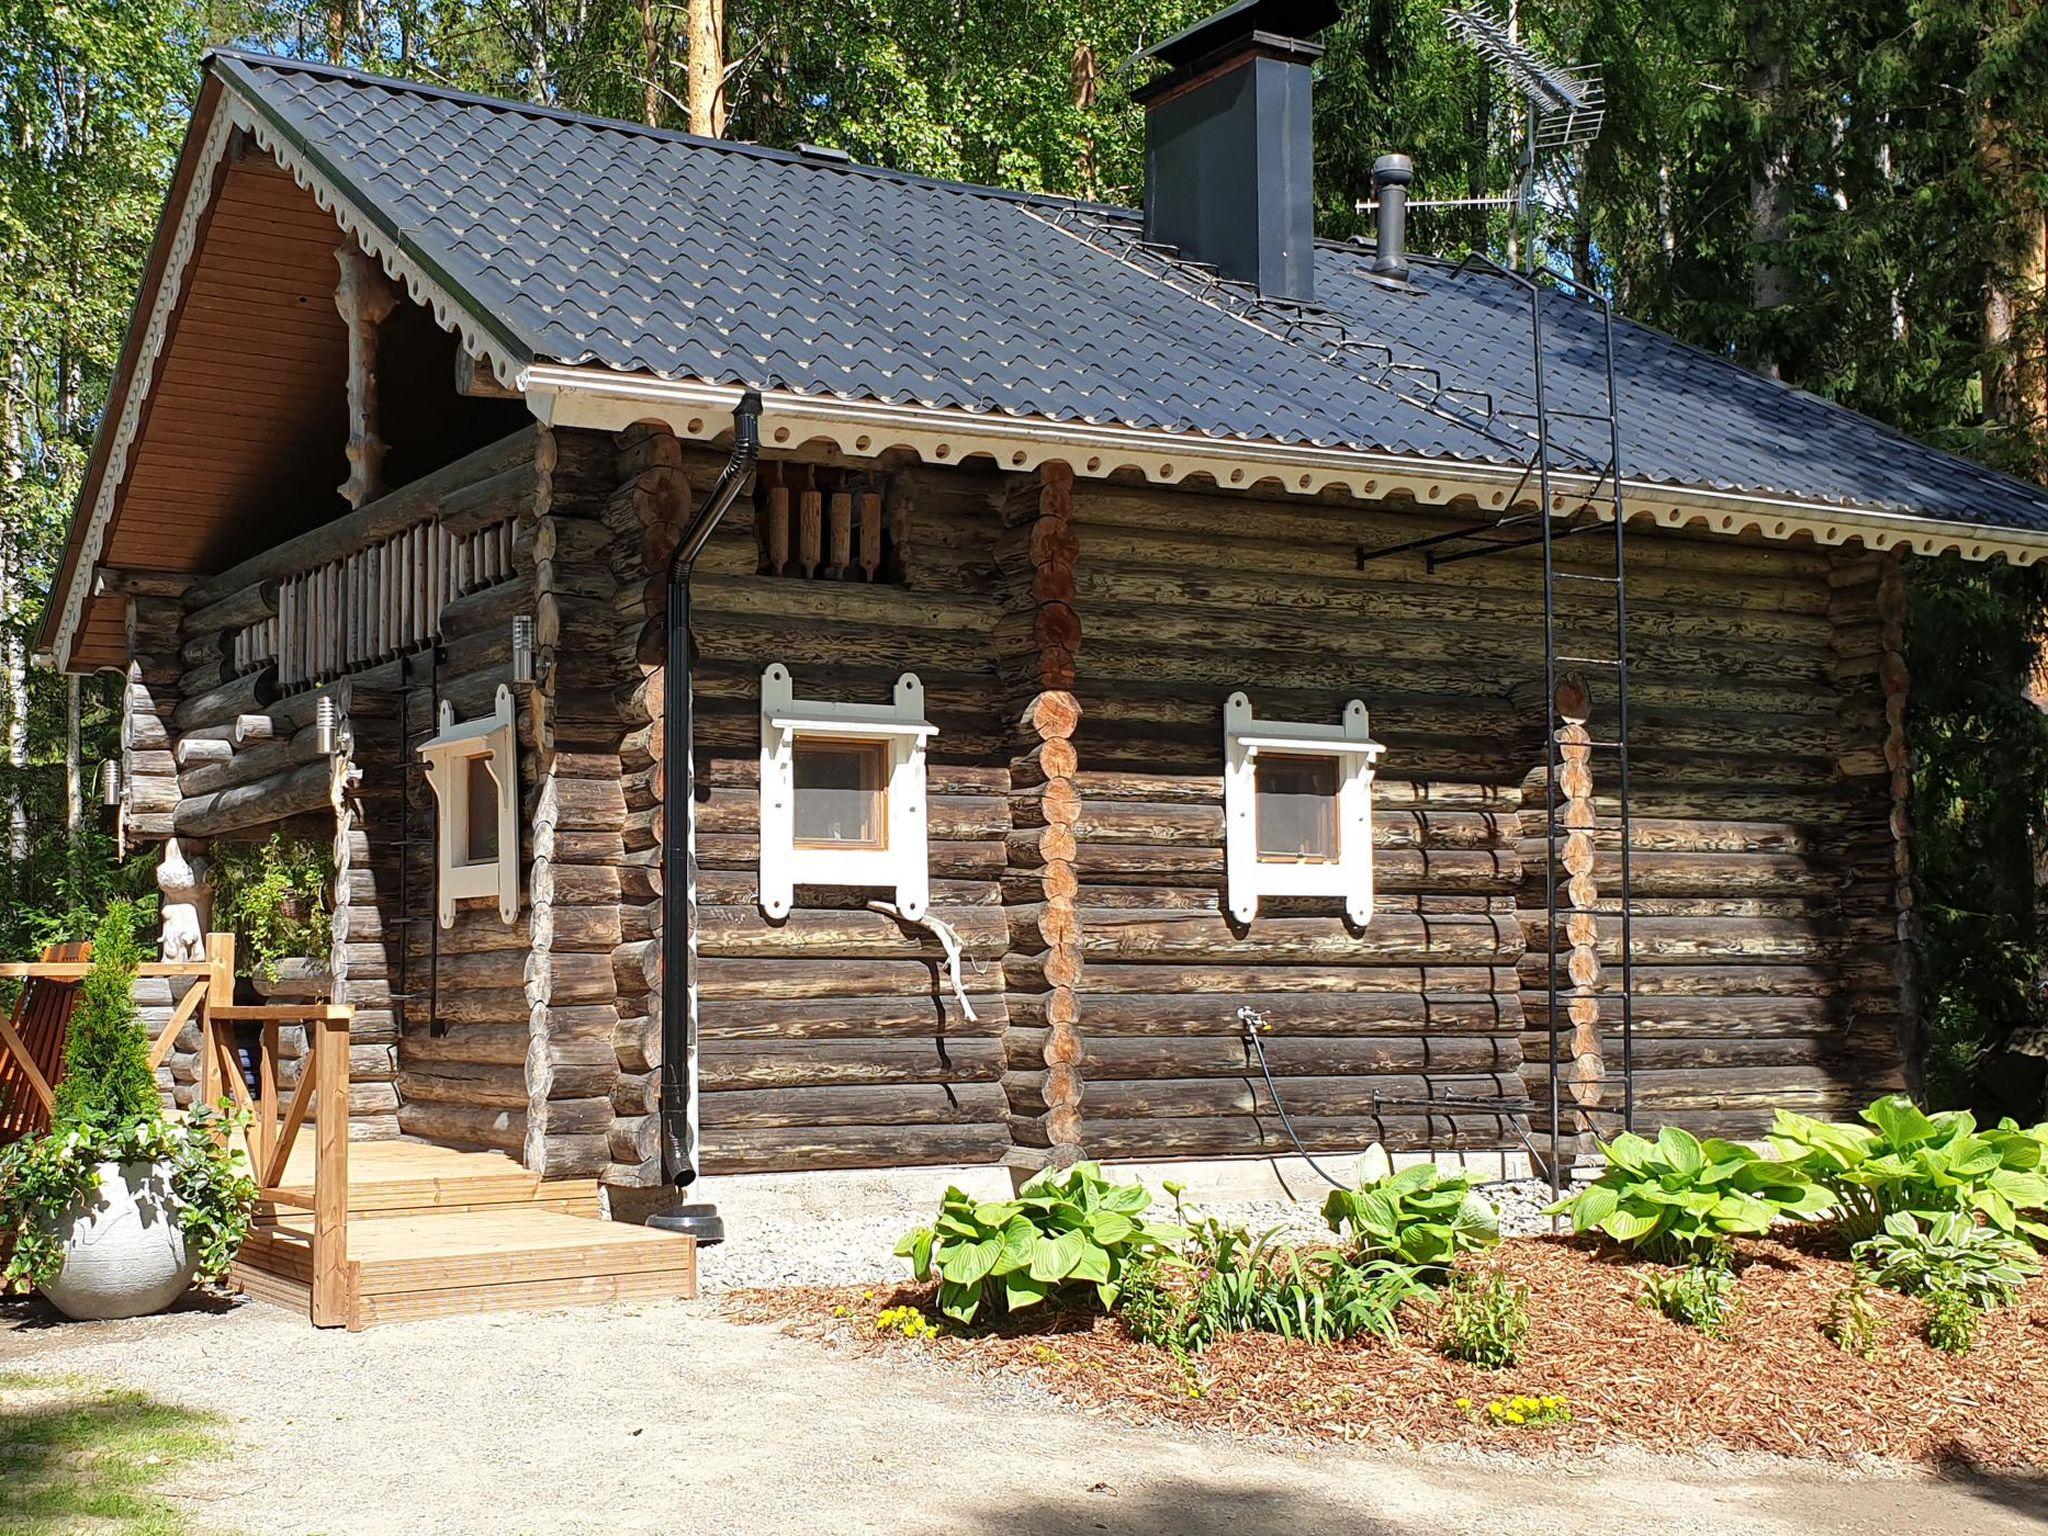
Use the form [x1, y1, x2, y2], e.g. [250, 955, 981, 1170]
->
[214, 50, 2048, 536]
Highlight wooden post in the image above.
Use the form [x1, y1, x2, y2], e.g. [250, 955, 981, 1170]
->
[311, 1011, 352, 1329]
[199, 932, 234, 1108]
[334, 244, 399, 510]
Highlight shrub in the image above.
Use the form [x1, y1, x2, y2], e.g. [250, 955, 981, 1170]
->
[1639, 1258, 1740, 1337]
[0, 906, 257, 1291]
[1924, 1288, 1979, 1354]
[1825, 1270, 1883, 1360]
[1321, 1145, 1501, 1273]
[1851, 1211, 2038, 1309]
[1770, 1095, 2048, 1245]
[895, 1162, 1186, 1324]
[1547, 1125, 1831, 1262]
[1438, 1271, 1528, 1368]
[48, 903, 156, 1133]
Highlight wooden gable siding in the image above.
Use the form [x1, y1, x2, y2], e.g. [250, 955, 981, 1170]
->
[77, 153, 353, 670]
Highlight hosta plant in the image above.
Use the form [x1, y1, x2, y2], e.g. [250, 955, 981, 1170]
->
[895, 1162, 1186, 1325]
[1851, 1212, 2038, 1310]
[1547, 1125, 1831, 1261]
[1769, 1096, 2048, 1245]
[1321, 1145, 1501, 1273]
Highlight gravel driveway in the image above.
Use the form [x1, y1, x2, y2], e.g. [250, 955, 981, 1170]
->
[4, 1288, 2043, 1536]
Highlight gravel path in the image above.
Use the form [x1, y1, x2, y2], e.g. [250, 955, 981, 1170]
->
[694, 1180, 1572, 1292]
[5, 1290, 2043, 1536]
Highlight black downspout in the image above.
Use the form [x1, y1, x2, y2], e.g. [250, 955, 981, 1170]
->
[648, 390, 762, 1243]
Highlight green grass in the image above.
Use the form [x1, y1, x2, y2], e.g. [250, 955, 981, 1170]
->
[0, 1370, 227, 1534]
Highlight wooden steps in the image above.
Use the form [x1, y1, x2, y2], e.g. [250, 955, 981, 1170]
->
[229, 1139, 694, 1329]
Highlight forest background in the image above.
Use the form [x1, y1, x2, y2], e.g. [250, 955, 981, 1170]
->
[2, 0, 2045, 1102]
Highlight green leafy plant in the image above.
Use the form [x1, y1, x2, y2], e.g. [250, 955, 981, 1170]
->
[1119, 1218, 1427, 1354]
[1548, 1125, 1832, 1262]
[894, 1162, 1186, 1325]
[0, 905, 258, 1292]
[1769, 1096, 2048, 1244]
[1438, 1270, 1529, 1368]
[1321, 1145, 1501, 1273]
[1825, 1270, 1884, 1359]
[211, 834, 333, 984]
[1851, 1211, 2039, 1309]
[1924, 1287, 1980, 1354]
[1484, 1394, 1572, 1429]
[1639, 1257, 1740, 1338]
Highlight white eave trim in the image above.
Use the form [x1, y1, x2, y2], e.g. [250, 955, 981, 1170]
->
[524, 364, 2048, 569]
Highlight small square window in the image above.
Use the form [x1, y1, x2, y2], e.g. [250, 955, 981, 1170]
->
[461, 754, 500, 866]
[793, 738, 888, 850]
[1256, 753, 1339, 863]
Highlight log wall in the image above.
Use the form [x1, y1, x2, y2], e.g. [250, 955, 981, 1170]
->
[1058, 479, 1531, 1162]
[123, 415, 1916, 1176]
[650, 441, 1017, 1176]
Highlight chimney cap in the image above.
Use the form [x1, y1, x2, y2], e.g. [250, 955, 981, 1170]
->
[1139, 0, 1341, 72]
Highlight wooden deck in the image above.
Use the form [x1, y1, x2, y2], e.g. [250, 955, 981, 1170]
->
[230, 1140, 697, 1329]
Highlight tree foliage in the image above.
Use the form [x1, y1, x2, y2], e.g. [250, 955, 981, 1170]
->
[0, 0, 2044, 1097]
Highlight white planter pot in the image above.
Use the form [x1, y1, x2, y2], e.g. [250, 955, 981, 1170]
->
[38, 1160, 198, 1321]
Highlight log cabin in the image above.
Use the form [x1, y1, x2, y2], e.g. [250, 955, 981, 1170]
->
[37, 3, 2048, 1249]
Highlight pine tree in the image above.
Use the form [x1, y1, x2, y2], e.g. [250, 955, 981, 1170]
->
[49, 903, 161, 1133]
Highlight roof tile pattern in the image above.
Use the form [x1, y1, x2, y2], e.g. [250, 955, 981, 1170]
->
[224, 52, 2048, 534]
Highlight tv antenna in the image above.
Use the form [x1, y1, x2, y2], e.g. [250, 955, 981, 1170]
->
[1358, 1, 1604, 259]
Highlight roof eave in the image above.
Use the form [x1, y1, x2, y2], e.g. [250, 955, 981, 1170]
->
[524, 364, 2048, 566]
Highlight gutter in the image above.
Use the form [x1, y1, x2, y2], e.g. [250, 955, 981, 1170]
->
[648, 389, 763, 1244]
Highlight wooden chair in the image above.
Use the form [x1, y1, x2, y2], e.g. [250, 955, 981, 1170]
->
[0, 941, 90, 1145]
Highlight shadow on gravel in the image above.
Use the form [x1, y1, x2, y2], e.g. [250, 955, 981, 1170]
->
[1926, 1450, 2048, 1524]
[2, 1285, 244, 1331]
[952, 1470, 1424, 1536]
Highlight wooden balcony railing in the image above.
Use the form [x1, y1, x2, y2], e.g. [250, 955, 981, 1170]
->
[0, 931, 354, 1326]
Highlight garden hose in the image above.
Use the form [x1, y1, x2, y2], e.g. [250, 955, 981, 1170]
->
[1237, 1005, 1351, 1190]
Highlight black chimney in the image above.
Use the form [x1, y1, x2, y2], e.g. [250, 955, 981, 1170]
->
[1134, 0, 1340, 303]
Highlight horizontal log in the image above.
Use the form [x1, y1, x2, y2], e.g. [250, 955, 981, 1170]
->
[1076, 911, 1522, 966]
[1075, 1072, 1525, 1120]
[693, 905, 1009, 962]
[175, 759, 331, 836]
[700, 1037, 1005, 1090]
[698, 993, 1011, 1041]
[701, 1082, 1010, 1129]
[699, 1122, 1010, 1174]
[395, 1100, 526, 1153]
[1073, 1113, 1523, 1160]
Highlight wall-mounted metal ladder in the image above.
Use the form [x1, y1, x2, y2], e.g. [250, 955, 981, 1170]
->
[1357, 255, 1638, 1189]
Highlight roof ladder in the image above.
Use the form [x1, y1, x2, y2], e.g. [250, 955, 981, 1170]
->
[1357, 256, 1638, 1192]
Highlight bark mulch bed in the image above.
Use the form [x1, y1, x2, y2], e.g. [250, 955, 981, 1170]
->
[729, 1231, 2048, 1469]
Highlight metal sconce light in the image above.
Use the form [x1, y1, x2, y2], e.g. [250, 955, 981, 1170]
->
[98, 759, 122, 807]
[511, 614, 536, 685]
[315, 695, 338, 757]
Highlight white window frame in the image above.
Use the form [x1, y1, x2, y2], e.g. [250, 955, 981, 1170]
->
[1223, 690, 1384, 926]
[418, 683, 520, 928]
[760, 665, 934, 921]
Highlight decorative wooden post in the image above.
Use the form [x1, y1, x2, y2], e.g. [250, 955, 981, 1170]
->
[1000, 461, 1086, 1168]
[334, 243, 398, 509]
[199, 931, 235, 1111]
[311, 1009, 353, 1328]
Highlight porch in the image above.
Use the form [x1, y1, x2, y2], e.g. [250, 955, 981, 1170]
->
[0, 933, 694, 1330]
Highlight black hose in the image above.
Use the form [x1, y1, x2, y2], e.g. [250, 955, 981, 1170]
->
[1239, 1006, 1351, 1190]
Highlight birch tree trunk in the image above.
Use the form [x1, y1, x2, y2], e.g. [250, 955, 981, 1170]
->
[687, 0, 725, 137]
[1745, 23, 1793, 380]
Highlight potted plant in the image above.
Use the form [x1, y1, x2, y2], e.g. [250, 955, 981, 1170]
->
[212, 833, 332, 986]
[0, 903, 256, 1320]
